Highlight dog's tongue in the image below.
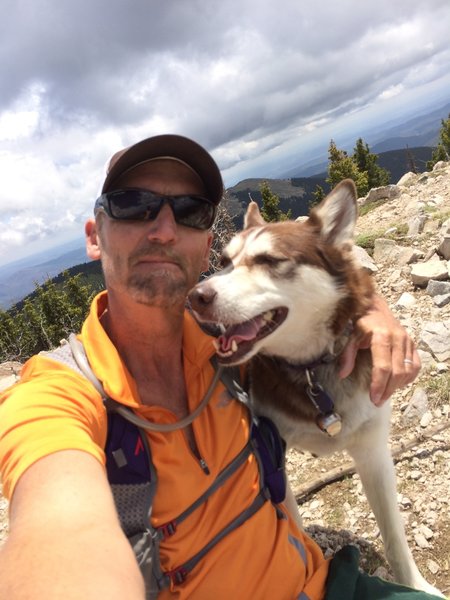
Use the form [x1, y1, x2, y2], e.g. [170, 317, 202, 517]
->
[218, 316, 264, 352]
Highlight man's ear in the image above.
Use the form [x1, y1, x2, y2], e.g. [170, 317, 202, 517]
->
[85, 218, 101, 260]
[201, 231, 214, 272]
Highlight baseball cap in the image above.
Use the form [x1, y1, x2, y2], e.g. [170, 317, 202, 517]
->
[101, 134, 224, 205]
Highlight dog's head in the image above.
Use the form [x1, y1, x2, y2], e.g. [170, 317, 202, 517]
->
[188, 179, 374, 365]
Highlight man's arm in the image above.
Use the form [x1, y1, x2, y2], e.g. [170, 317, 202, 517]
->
[339, 293, 421, 406]
[0, 450, 145, 600]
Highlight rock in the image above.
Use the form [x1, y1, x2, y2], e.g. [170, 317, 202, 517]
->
[362, 185, 401, 204]
[395, 292, 417, 309]
[419, 524, 434, 539]
[427, 559, 440, 575]
[397, 172, 417, 187]
[403, 387, 428, 421]
[426, 279, 450, 297]
[410, 260, 449, 287]
[373, 239, 397, 263]
[438, 235, 450, 260]
[352, 245, 378, 273]
[373, 239, 419, 265]
[433, 293, 450, 307]
[419, 320, 450, 361]
[416, 350, 435, 369]
[420, 412, 433, 428]
[414, 533, 430, 549]
[407, 214, 427, 236]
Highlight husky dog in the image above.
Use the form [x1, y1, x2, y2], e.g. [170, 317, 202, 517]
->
[188, 180, 442, 596]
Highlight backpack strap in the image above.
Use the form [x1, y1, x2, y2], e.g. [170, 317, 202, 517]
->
[45, 336, 287, 595]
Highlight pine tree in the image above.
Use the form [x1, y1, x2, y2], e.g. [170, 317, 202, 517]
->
[259, 181, 291, 222]
[310, 185, 325, 210]
[0, 273, 96, 362]
[326, 140, 368, 196]
[427, 114, 450, 170]
[353, 138, 390, 189]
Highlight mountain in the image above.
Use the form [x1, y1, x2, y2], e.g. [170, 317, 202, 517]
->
[225, 177, 318, 227]
[225, 146, 435, 226]
[281, 101, 450, 179]
[369, 102, 450, 152]
[0, 244, 90, 309]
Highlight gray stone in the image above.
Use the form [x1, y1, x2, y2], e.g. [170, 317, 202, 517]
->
[403, 387, 429, 421]
[352, 245, 378, 273]
[398, 247, 424, 266]
[426, 279, 450, 297]
[420, 412, 433, 428]
[419, 320, 450, 362]
[438, 236, 450, 260]
[363, 185, 401, 204]
[397, 172, 417, 187]
[395, 292, 416, 309]
[410, 260, 449, 287]
[433, 293, 450, 307]
[426, 559, 440, 575]
[414, 533, 430, 549]
[407, 215, 427, 236]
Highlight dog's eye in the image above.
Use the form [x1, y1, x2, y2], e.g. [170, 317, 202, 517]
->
[220, 255, 232, 269]
[253, 254, 286, 267]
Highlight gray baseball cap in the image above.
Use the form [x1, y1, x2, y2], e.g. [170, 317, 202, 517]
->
[102, 134, 224, 205]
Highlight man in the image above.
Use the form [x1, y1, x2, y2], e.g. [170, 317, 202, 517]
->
[0, 134, 432, 600]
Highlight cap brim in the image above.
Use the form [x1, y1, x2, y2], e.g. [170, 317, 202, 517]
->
[102, 134, 223, 205]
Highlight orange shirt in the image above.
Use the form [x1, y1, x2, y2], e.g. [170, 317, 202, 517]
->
[0, 292, 329, 599]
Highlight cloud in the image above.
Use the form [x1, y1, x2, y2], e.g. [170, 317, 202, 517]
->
[0, 0, 449, 263]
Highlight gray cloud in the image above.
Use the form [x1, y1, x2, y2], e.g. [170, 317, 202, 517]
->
[0, 0, 449, 263]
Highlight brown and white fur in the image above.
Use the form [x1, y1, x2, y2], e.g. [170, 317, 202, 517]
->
[188, 180, 443, 597]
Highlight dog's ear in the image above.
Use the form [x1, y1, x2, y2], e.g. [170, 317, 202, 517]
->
[244, 201, 266, 229]
[311, 179, 357, 245]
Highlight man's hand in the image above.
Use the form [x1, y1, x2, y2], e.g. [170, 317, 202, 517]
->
[339, 294, 421, 406]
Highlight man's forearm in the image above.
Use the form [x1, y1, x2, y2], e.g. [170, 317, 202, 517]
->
[0, 525, 145, 600]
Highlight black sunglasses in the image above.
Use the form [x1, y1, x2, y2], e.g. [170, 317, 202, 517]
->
[95, 188, 217, 230]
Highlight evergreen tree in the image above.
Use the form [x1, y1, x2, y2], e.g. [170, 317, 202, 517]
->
[353, 138, 390, 189]
[0, 273, 96, 362]
[310, 184, 325, 209]
[326, 140, 368, 197]
[259, 181, 291, 222]
[427, 114, 450, 170]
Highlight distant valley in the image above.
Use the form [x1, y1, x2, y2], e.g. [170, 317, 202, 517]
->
[0, 242, 90, 309]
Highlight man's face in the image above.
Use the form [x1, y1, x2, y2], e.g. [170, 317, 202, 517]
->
[87, 159, 213, 308]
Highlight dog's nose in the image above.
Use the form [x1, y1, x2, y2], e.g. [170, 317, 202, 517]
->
[189, 284, 217, 312]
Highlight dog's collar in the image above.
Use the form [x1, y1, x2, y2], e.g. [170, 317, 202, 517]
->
[273, 321, 354, 437]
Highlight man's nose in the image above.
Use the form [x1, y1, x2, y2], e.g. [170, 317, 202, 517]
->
[146, 202, 177, 242]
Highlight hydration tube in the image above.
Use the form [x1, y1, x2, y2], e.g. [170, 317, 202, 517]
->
[68, 333, 222, 433]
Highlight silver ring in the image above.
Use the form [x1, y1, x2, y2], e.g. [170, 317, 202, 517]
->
[403, 359, 413, 365]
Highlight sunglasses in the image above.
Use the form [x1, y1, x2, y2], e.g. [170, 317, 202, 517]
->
[95, 188, 217, 230]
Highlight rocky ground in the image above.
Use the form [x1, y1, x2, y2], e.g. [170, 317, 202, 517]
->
[287, 162, 450, 597]
[1, 162, 450, 596]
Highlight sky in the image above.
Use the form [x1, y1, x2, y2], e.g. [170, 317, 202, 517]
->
[0, 0, 450, 267]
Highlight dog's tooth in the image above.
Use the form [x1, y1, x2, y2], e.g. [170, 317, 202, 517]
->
[264, 310, 274, 322]
[213, 339, 220, 351]
[231, 340, 238, 353]
[219, 323, 226, 333]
